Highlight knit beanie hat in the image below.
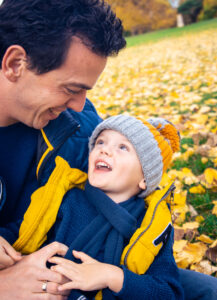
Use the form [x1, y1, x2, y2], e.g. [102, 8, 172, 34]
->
[89, 115, 180, 197]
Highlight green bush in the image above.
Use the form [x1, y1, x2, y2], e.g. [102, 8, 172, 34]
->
[198, 0, 217, 20]
[178, 0, 203, 23]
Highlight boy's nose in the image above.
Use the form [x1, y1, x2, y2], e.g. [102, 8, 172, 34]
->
[100, 145, 112, 156]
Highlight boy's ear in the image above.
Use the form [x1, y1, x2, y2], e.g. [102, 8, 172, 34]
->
[139, 178, 146, 191]
[2, 45, 27, 82]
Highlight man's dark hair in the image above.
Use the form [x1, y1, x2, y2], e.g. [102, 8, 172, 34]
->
[0, 0, 126, 74]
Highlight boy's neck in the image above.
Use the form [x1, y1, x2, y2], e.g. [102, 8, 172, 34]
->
[104, 191, 136, 204]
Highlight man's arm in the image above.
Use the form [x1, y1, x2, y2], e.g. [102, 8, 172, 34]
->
[0, 242, 69, 300]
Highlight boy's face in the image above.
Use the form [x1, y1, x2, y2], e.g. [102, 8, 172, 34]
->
[88, 130, 145, 203]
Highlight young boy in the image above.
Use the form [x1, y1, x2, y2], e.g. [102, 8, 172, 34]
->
[0, 115, 183, 299]
[46, 115, 183, 299]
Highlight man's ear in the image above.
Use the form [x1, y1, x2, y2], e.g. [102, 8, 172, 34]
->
[1, 45, 27, 82]
[139, 178, 146, 191]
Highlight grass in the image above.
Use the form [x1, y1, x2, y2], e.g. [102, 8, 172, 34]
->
[170, 133, 217, 238]
[126, 18, 217, 47]
[187, 191, 217, 238]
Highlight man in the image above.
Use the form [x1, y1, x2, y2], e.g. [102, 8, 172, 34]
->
[0, 0, 126, 299]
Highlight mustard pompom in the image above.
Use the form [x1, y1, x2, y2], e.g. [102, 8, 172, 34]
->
[158, 123, 180, 153]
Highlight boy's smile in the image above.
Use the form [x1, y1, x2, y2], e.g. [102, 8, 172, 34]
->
[95, 159, 112, 171]
[88, 130, 146, 203]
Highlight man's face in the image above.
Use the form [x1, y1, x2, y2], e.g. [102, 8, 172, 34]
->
[9, 38, 107, 129]
[88, 130, 145, 203]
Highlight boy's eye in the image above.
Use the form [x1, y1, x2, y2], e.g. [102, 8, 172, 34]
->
[119, 144, 128, 151]
[95, 139, 104, 146]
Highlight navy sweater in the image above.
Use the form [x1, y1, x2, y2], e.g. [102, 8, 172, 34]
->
[0, 123, 38, 243]
[47, 185, 184, 300]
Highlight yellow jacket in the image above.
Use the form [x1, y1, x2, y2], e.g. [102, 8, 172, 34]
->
[14, 156, 174, 277]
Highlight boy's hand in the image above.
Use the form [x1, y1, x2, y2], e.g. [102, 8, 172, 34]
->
[0, 236, 22, 269]
[49, 250, 124, 293]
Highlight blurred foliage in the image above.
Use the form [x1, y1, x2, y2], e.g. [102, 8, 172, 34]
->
[107, 0, 177, 35]
[178, 0, 203, 23]
[107, 0, 217, 34]
[198, 0, 217, 20]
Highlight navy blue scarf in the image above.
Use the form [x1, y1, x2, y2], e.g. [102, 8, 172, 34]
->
[65, 181, 145, 300]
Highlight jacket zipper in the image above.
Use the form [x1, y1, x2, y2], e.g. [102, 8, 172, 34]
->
[123, 182, 176, 267]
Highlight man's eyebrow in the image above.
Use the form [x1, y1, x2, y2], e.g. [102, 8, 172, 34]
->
[65, 82, 92, 90]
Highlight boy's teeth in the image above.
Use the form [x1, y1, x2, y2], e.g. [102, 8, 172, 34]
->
[96, 162, 111, 170]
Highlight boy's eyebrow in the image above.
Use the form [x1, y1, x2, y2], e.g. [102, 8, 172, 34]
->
[64, 82, 92, 90]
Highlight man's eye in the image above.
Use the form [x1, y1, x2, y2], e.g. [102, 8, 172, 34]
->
[66, 88, 80, 95]
[119, 144, 128, 151]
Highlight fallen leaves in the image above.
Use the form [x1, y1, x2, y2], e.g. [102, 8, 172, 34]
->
[88, 29, 217, 275]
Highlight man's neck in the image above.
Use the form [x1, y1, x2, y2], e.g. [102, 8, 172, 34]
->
[0, 77, 17, 126]
[0, 111, 18, 127]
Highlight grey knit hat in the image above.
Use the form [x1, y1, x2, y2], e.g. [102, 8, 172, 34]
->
[89, 115, 180, 198]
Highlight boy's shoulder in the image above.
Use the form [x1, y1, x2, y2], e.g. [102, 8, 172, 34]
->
[121, 183, 174, 275]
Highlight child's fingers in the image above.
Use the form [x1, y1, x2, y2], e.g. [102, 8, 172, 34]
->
[72, 250, 96, 263]
[48, 256, 70, 265]
[58, 281, 81, 291]
[51, 263, 77, 279]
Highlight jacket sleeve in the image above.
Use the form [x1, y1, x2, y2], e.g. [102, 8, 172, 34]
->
[114, 230, 184, 300]
[0, 177, 22, 244]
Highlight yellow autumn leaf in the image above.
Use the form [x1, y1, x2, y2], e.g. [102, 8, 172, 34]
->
[182, 149, 195, 161]
[173, 192, 187, 206]
[182, 168, 193, 174]
[212, 200, 217, 217]
[182, 222, 199, 231]
[174, 242, 208, 269]
[189, 184, 206, 194]
[210, 240, 217, 248]
[196, 234, 214, 244]
[204, 168, 217, 185]
[195, 215, 205, 223]
[170, 91, 179, 98]
[201, 157, 208, 164]
[173, 240, 188, 253]
[191, 260, 217, 275]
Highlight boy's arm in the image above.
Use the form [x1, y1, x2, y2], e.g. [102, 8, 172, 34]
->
[49, 250, 124, 293]
[49, 230, 184, 300]
[114, 229, 184, 300]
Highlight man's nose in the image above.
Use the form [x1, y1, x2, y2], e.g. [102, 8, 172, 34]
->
[66, 91, 87, 112]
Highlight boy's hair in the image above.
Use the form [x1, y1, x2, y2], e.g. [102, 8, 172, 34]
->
[0, 0, 126, 74]
[89, 115, 180, 197]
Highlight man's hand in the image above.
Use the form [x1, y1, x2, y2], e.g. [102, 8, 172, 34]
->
[49, 250, 124, 293]
[0, 236, 22, 269]
[0, 242, 69, 300]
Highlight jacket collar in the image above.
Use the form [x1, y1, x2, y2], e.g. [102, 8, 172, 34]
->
[42, 109, 79, 149]
[36, 109, 80, 180]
